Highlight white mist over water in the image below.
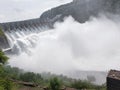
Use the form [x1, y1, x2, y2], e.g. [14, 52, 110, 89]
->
[8, 16, 120, 84]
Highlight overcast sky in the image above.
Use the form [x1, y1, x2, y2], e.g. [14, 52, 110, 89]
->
[0, 0, 72, 23]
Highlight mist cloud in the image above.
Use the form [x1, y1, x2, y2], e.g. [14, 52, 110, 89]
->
[8, 15, 120, 75]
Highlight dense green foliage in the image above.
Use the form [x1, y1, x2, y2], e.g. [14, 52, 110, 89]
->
[71, 80, 106, 90]
[0, 50, 9, 65]
[3, 65, 43, 84]
[0, 51, 106, 90]
[1, 65, 106, 90]
[19, 72, 42, 83]
[0, 79, 12, 90]
[0, 50, 12, 90]
[49, 77, 61, 90]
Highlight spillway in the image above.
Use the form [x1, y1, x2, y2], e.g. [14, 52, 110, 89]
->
[0, 0, 120, 53]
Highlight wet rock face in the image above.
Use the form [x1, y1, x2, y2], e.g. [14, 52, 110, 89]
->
[40, 0, 120, 24]
[39, 0, 102, 23]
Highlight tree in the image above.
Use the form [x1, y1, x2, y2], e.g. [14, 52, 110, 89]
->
[49, 77, 61, 90]
[0, 50, 9, 75]
[20, 72, 36, 82]
[0, 79, 12, 90]
[0, 50, 12, 90]
[0, 50, 9, 65]
[71, 80, 95, 89]
[19, 72, 42, 83]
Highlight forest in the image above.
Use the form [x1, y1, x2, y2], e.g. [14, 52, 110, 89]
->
[0, 50, 106, 90]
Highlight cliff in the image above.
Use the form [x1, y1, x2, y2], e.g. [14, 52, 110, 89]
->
[40, 0, 120, 24]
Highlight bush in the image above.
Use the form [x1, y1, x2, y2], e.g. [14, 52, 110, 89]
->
[0, 50, 12, 90]
[19, 72, 42, 83]
[49, 77, 61, 90]
[71, 80, 106, 90]
[0, 50, 9, 65]
[71, 80, 96, 89]
[0, 78, 12, 90]
[20, 72, 36, 82]
[0, 86, 4, 90]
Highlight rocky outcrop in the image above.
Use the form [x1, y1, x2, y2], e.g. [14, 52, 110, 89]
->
[40, 0, 120, 24]
[107, 70, 120, 90]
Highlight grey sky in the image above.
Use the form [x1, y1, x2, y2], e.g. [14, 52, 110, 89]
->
[0, 0, 72, 22]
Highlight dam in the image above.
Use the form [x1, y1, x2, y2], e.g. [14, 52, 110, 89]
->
[0, 0, 119, 85]
[0, 18, 54, 52]
[0, 0, 119, 53]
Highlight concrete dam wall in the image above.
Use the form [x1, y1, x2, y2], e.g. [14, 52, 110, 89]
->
[0, 18, 47, 50]
[0, 18, 55, 51]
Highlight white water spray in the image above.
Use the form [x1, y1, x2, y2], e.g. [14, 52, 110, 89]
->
[6, 15, 120, 84]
